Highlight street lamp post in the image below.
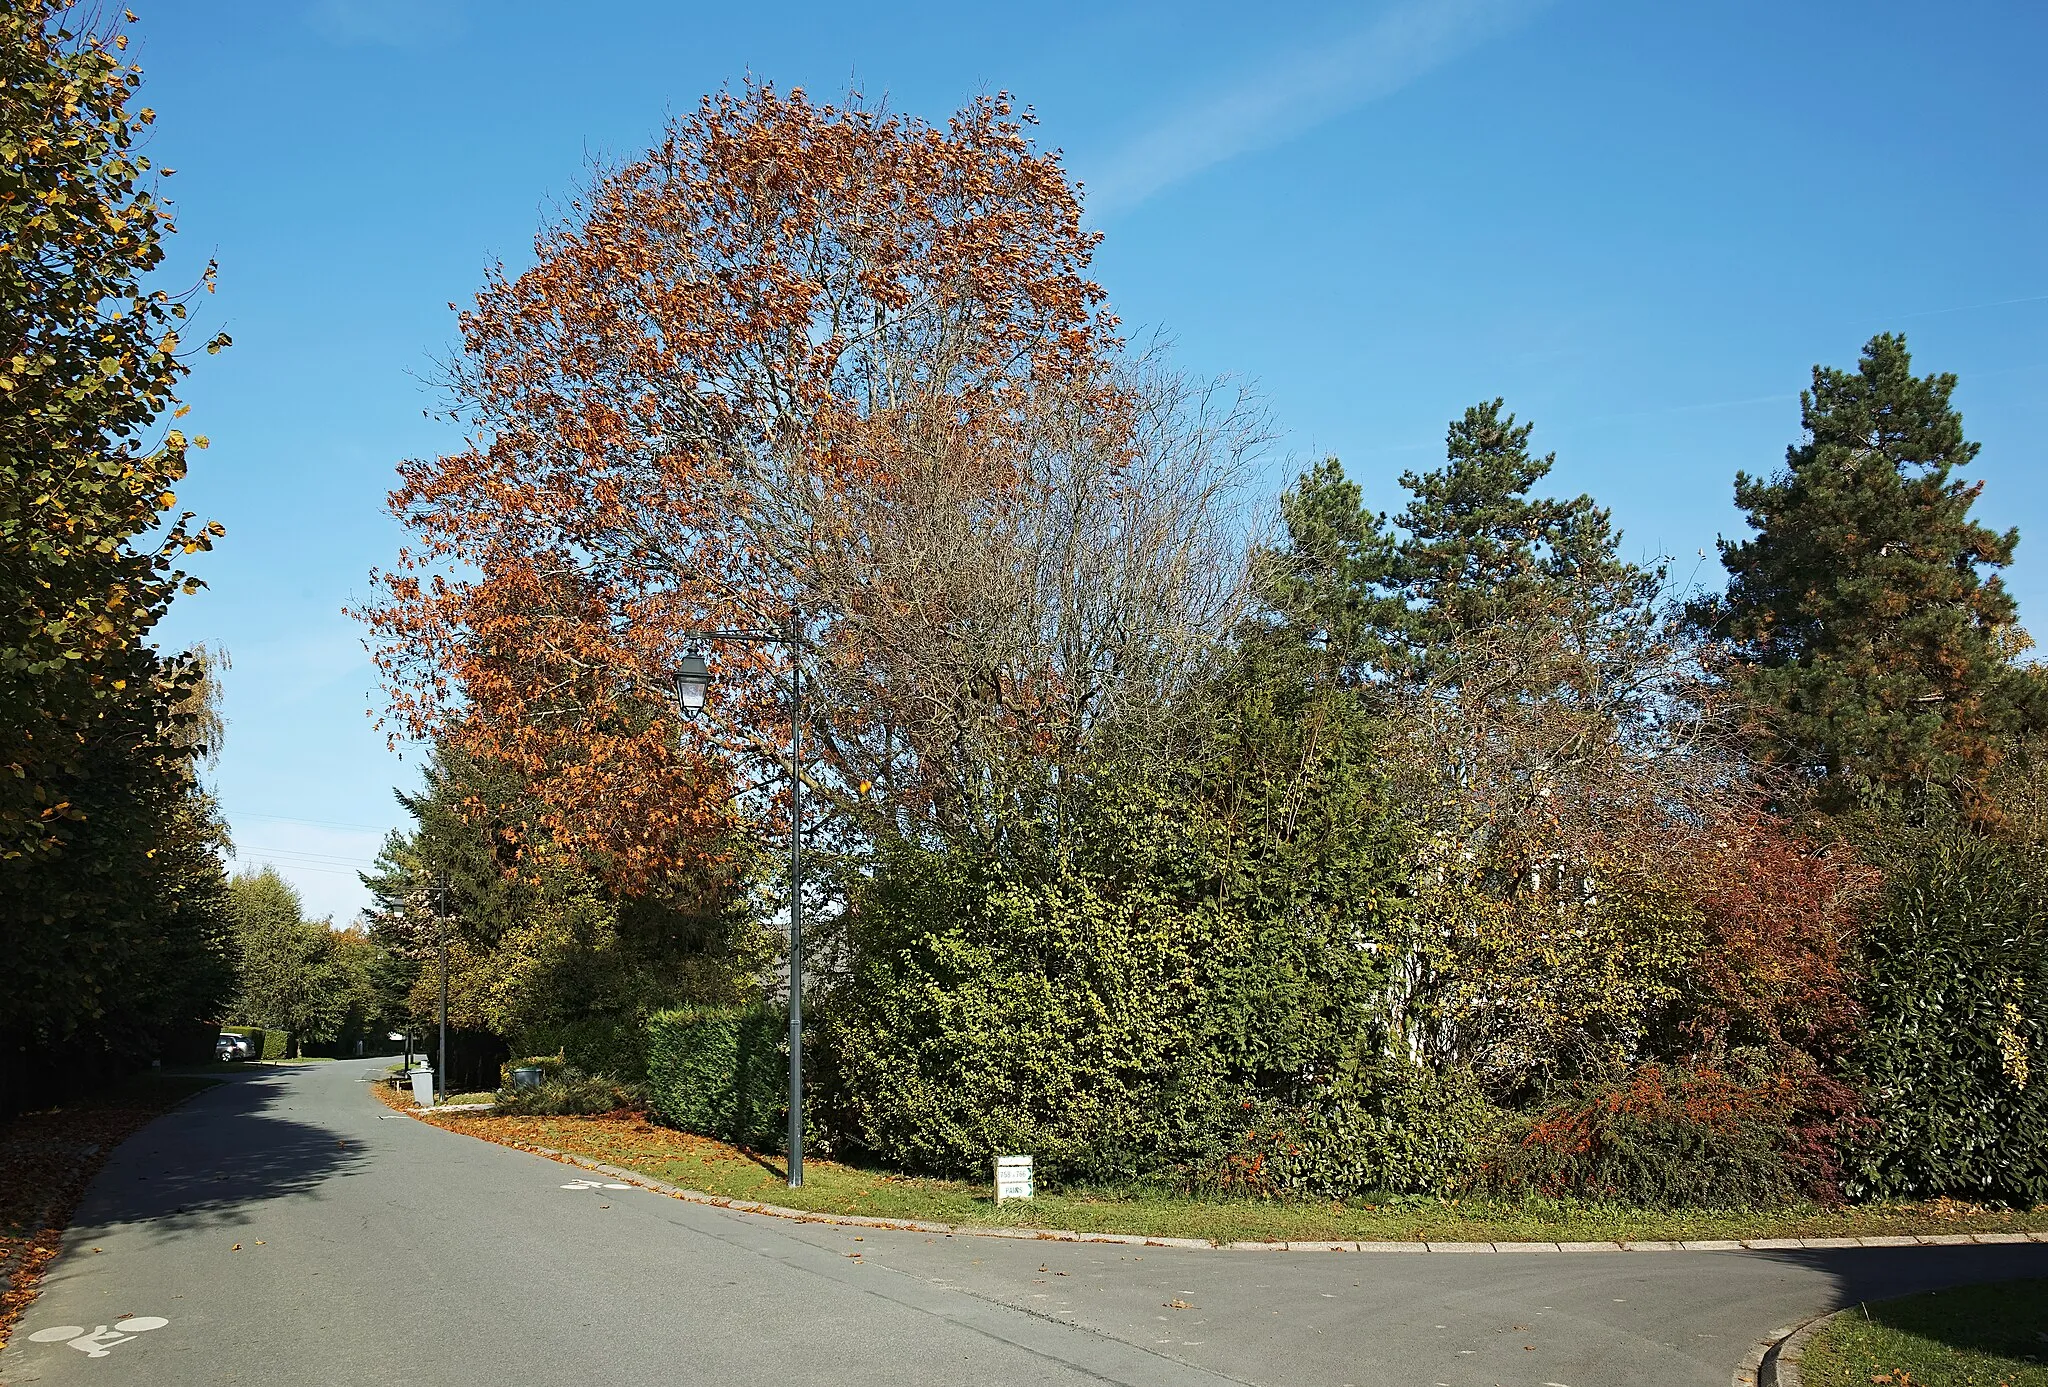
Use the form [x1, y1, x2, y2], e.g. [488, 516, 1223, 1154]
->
[673, 613, 806, 1188]
[435, 877, 449, 1104]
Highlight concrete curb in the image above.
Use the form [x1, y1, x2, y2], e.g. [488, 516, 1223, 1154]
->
[1731, 1306, 1843, 1387]
[1731, 1319, 1804, 1387]
[398, 1116, 2048, 1255]
[395, 1122, 2048, 1245]
[1764, 1307, 1845, 1387]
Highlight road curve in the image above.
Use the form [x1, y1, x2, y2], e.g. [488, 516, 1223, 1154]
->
[4, 1059, 2042, 1387]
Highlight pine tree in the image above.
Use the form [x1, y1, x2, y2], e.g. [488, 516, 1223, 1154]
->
[1387, 399, 1657, 675]
[1701, 333, 2045, 811]
[1260, 402, 1656, 684]
[1256, 457, 1398, 682]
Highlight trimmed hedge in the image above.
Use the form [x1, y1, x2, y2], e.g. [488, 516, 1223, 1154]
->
[520, 1017, 648, 1083]
[222, 1026, 287, 1061]
[645, 1006, 785, 1151]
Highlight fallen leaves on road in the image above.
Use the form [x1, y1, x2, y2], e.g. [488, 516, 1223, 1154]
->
[1167, 1299, 1194, 1310]
[0, 1077, 216, 1349]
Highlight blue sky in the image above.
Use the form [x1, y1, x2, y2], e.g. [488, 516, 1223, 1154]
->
[137, 0, 2047, 922]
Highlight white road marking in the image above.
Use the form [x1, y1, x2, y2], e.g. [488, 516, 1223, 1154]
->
[28, 1318, 168, 1358]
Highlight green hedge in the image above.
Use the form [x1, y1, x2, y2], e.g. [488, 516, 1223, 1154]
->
[222, 1026, 288, 1061]
[645, 1006, 786, 1151]
[519, 1017, 647, 1082]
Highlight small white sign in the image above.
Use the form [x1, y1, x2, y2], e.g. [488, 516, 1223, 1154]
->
[995, 1154, 1033, 1203]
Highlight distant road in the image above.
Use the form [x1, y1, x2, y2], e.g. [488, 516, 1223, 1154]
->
[4, 1060, 2042, 1386]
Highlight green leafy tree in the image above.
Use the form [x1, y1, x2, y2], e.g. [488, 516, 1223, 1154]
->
[1700, 333, 2044, 811]
[362, 742, 767, 1077]
[2, 1, 227, 863]
[229, 867, 347, 1055]
[1, 3, 235, 1098]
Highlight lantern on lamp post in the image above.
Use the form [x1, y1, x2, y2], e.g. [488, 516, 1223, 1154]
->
[673, 625, 806, 1188]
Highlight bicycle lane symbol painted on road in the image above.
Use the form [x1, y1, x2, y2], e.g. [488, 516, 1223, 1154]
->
[25, 1317, 169, 1358]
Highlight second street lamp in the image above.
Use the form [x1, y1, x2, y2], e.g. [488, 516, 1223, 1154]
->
[673, 623, 806, 1188]
[673, 652, 710, 715]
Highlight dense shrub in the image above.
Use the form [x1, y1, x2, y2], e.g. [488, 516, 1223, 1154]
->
[493, 1055, 636, 1116]
[520, 1017, 649, 1084]
[644, 1006, 786, 1150]
[1475, 1064, 1861, 1210]
[828, 691, 1411, 1184]
[1194, 1060, 1501, 1198]
[1850, 823, 2048, 1205]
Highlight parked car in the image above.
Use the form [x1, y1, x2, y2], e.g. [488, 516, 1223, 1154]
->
[215, 1033, 255, 1062]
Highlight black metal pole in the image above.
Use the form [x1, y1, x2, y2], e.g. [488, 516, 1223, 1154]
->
[438, 936, 448, 1104]
[787, 613, 804, 1189]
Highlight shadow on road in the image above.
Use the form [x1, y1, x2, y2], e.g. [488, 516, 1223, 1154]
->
[74, 1069, 366, 1239]
[1749, 1242, 2048, 1315]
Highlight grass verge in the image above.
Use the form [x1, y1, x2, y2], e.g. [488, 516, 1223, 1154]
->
[1799, 1279, 2048, 1386]
[370, 1091, 2048, 1246]
[0, 1074, 216, 1348]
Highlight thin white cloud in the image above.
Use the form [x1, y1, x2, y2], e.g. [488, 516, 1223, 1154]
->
[1086, 0, 1552, 217]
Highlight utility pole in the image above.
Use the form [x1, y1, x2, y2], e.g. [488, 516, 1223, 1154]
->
[436, 876, 449, 1103]
[786, 613, 805, 1188]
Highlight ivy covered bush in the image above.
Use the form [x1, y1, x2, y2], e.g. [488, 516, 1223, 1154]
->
[1850, 821, 2048, 1205]
[1197, 1059, 1502, 1198]
[825, 686, 1420, 1187]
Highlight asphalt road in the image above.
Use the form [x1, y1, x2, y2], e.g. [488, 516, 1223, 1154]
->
[4, 1059, 2043, 1387]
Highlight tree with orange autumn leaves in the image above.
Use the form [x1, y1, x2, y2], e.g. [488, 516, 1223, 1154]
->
[359, 82, 2042, 1208]
[358, 85, 1257, 888]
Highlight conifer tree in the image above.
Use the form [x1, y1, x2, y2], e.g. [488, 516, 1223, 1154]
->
[1260, 401, 1656, 683]
[1385, 399, 1656, 678]
[1700, 333, 2044, 811]
[1257, 457, 1399, 682]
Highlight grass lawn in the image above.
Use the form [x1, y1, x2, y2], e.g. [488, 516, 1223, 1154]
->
[1, 1073, 218, 1347]
[1800, 1280, 2048, 1386]
[373, 1091, 2048, 1246]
